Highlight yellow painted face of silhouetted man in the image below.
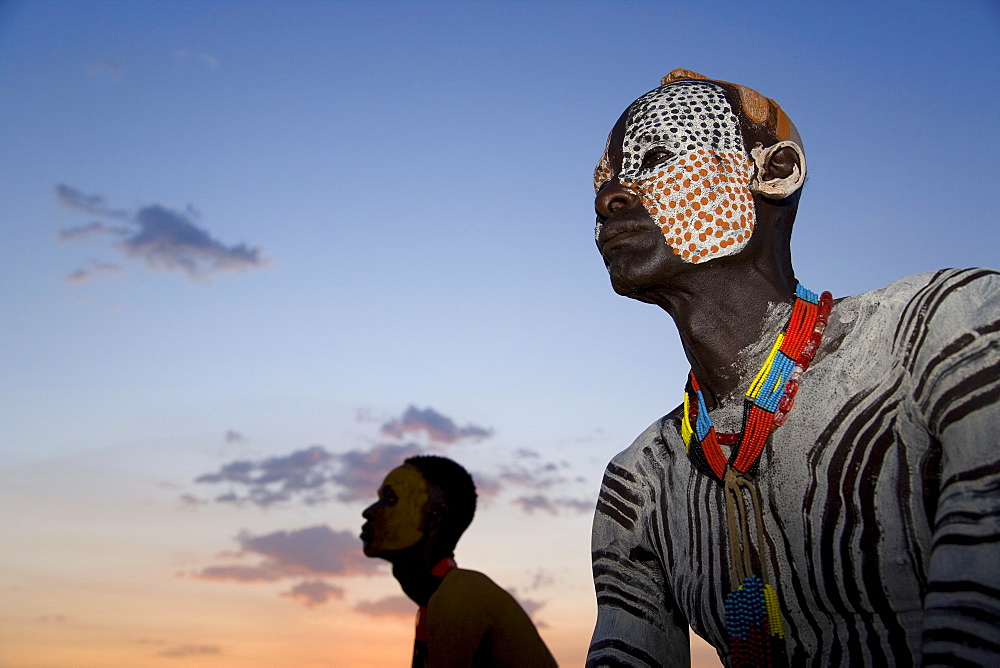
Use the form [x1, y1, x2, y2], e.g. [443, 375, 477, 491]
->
[361, 465, 430, 557]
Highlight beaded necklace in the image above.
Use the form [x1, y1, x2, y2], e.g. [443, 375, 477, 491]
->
[680, 284, 833, 667]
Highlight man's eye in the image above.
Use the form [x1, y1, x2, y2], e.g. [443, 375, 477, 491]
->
[641, 148, 675, 170]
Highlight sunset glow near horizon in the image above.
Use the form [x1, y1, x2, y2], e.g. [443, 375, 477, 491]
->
[1, 1, 998, 666]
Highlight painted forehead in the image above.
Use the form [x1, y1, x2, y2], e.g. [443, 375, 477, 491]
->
[619, 82, 746, 176]
[384, 465, 428, 499]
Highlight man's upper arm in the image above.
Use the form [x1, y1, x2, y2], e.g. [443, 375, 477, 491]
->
[913, 269, 1000, 665]
[425, 573, 491, 668]
[587, 460, 690, 668]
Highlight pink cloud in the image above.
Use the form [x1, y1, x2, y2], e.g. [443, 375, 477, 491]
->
[281, 580, 344, 607]
[330, 442, 423, 502]
[506, 588, 549, 627]
[512, 494, 593, 515]
[353, 595, 416, 618]
[191, 525, 379, 582]
[380, 405, 492, 443]
[156, 643, 222, 658]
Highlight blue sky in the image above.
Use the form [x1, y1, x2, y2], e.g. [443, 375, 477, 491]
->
[1, 1, 998, 665]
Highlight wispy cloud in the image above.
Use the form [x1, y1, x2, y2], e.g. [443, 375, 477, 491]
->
[330, 443, 424, 502]
[191, 526, 377, 608]
[64, 260, 122, 285]
[506, 588, 549, 627]
[353, 595, 415, 618]
[56, 184, 266, 282]
[195, 445, 335, 507]
[87, 61, 124, 82]
[193, 443, 424, 508]
[280, 580, 344, 607]
[175, 50, 219, 70]
[36, 614, 68, 624]
[498, 458, 566, 489]
[156, 644, 222, 659]
[191, 406, 588, 515]
[381, 405, 493, 443]
[512, 494, 594, 515]
[191, 405, 489, 508]
[57, 184, 129, 219]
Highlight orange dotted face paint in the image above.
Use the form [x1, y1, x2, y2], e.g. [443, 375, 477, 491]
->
[594, 82, 756, 264]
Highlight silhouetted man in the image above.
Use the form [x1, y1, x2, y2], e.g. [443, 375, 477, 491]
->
[362, 455, 557, 667]
[588, 69, 999, 666]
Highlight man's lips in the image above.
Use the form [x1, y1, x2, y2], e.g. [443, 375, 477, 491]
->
[598, 220, 660, 253]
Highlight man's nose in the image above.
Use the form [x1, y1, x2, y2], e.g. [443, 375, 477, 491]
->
[595, 181, 638, 220]
[362, 503, 376, 519]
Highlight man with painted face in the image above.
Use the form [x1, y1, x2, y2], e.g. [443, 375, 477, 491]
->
[361, 455, 557, 668]
[588, 69, 999, 667]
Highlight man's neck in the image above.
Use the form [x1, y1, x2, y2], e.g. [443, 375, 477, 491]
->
[650, 266, 797, 407]
[390, 551, 453, 607]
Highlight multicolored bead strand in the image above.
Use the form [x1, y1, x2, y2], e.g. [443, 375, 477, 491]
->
[678, 284, 833, 667]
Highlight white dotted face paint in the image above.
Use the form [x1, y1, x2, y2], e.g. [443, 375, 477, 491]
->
[594, 82, 756, 264]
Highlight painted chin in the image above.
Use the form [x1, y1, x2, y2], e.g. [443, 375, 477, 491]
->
[360, 525, 376, 555]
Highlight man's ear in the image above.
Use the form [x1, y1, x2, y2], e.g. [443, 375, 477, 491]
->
[425, 505, 448, 533]
[749, 141, 806, 199]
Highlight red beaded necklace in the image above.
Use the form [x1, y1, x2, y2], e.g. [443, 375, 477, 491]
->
[681, 285, 833, 481]
[414, 557, 457, 643]
[679, 284, 833, 667]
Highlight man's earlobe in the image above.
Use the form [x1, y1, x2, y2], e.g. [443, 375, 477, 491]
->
[749, 141, 806, 199]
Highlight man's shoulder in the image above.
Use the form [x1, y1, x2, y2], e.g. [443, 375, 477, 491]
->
[441, 568, 497, 589]
[435, 568, 508, 603]
[432, 569, 533, 622]
[834, 269, 999, 352]
[847, 268, 999, 311]
[602, 412, 681, 485]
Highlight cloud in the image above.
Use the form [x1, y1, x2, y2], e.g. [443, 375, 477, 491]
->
[237, 526, 373, 575]
[156, 644, 222, 658]
[330, 442, 423, 502]
[192, 563, 286, 582]
[512, 494, 594, 515]
[353, 595, 415, 618]
[191, 525, 379, 582]
[527, 568, 555, 591]
[196, 445, 335, 506]
[36, 614, 67, 624]
[380, 405, 493, 443]
[55, 185, 266, 282]
[506, 588, 548, 627]
[122, 204, 265, 279]
[58, 221, 130, 241]
[470, 472, 503, 500]
[175, 50, 219, 69]
[193, 441, 425, 507]
[177, 494, 206, 509]
[87, 61, 123, 82]
[493, 458, 579, 499]
[189, 406, 587, 516]
[224, 429, 244, 443]
[64, 261, 122, 285]
[56, 185, 129, 219]
[280, 580, 344, 607]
